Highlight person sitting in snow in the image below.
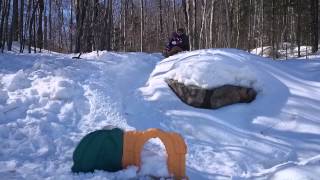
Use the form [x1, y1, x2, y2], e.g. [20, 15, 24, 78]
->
[165, 32, 180, 52]
[163, 28, 190, 58]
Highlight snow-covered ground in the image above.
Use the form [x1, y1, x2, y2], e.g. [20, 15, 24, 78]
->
[251, 44, 316, 59]
[1, 48, 320, 179]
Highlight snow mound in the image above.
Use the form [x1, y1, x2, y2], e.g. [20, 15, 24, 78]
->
[156, 49, 259, 89]
[2, 70, 31, 91]
[33, 77, 80, 100]
[0, 88, 8, 104]
[270, 166, 320, 180]
[141, 49, 262, 102]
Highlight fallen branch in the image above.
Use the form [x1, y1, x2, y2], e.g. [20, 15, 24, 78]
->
[72, 53, 82, 59]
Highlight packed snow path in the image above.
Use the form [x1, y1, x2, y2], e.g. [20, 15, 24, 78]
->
[1, 49, 320, 179]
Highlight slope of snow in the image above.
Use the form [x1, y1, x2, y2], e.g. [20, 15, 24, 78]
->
[1, 49, 320, 179]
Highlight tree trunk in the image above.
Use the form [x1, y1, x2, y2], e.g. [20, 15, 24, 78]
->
[192, 0, 197, 49]
[37, 0, 44, 52]
[297, 0, 301, 57]
[271, 0, 276, 59]
[159, 0, 163, 46]
[106, 0, 113, 50]
[2, 0, 11, 52]
[261, 0, 264, 55]
[123, 0, 127, 51]
[182, 0, 188, 32]
[0, 0, 8, 49]
[92, 0, 98, 51]
[8, 0, 18, 51]
[140, 0, 144, 52]
[185, 0, 192, 50]
[43, 0, 47, 50]
[69, 0, 73, 52]
[209, 0, 215, 48]
[19, 0, 24, 52]
[49, 0, 52, 49]
[173, 0, 177, 30]
[224, 0, 231, 48]
[311, 0, 318, 53]
[28, 0, 38, 53]
[33, 0, 36, 53]
[199, 0, 207, 49]
[75, 0, 87, 53]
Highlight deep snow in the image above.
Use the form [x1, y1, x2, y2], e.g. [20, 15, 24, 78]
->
[1, 48, 320, 179]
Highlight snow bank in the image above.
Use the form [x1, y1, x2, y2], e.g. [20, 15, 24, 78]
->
[1, 49, 320, 179]
[271, 166, 320, 180]
[0, 51, 166, 179]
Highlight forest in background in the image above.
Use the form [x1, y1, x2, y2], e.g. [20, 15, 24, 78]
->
[0, 0, 319, 59]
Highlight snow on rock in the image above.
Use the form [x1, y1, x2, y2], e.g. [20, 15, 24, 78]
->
[150, 49, 259, 89]
[141, 49, 262, 102]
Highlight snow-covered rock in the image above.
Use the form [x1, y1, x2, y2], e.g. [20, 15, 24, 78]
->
[166, 79, 257, 109]
[141, 49, 262, 103]
[149, 49, 260, 109]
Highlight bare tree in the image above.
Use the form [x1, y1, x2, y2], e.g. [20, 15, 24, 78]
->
[37, 0, 44, 52]
[28, 0, 38, 53]
[192, 0, 197, 49]
[224, 0, 232, 48]
[75, 0, 87, 53]
[0, 0, 316, 57]
[140, 0, 144, 52]
[173, 0, 177, 31]
[209, 0, 215, 48]
[199, 0, 207, 49]
[2, 0, 11, 52]
[296, 0, 301, 57]
[106, 0, 113, 50]
[311, 0, 318, 53]
[0, 0, 8, 50]
[8, 0, 18, 51]
[20, 0, 24, 52]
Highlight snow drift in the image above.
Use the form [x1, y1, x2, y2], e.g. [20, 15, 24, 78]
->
[1, 49, 320, 179]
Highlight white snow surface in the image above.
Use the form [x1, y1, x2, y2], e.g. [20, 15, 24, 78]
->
[154, 49, 260, 89]
[1, 48, 320, 179]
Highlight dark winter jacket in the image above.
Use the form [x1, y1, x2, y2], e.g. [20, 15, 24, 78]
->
[177, 34, 190, 51]
[166, 32, 180, 51]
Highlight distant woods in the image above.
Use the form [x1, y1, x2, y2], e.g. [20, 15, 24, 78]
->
[0, 0, 319, 57]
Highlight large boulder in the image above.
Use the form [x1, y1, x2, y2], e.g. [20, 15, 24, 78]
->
[166, 79, 257, 109]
